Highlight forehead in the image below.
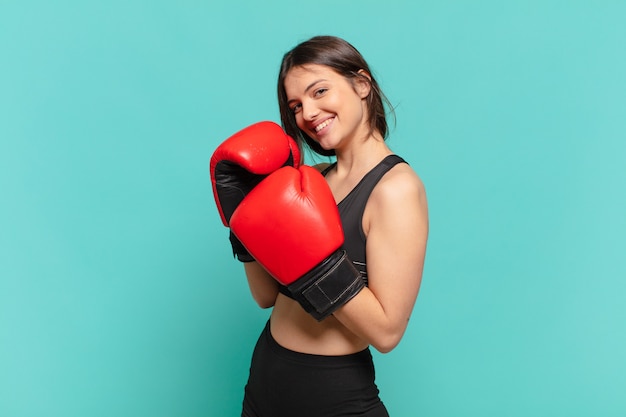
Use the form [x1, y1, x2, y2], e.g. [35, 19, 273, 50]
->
[284, 64, 343, 95]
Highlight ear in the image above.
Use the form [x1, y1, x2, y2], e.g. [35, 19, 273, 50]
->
[354, 69, 372, 99]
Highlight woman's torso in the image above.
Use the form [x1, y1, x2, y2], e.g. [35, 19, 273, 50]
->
[270, 153, 407, 355]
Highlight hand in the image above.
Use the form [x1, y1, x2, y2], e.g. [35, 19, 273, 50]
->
[231, 165, 364, 319]
[210, 121, 300, 261]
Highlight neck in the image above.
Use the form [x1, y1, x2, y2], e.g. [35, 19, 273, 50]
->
[333, 131, 392, 178]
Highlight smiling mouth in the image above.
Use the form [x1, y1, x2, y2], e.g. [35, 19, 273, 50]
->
[314, 118, 334, 133]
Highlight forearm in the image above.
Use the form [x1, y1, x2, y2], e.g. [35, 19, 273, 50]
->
[332, 288, 411, 354]
[244, 262, 279, 308]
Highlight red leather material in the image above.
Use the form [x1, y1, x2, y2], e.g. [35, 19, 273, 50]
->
[210, 121, 300, 226]
[230, 165, 344, 284]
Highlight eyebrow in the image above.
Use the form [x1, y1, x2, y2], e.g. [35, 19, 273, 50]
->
[287, 79, 327, 104]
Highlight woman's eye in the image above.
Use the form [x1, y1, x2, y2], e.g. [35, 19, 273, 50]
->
[291, 103, 302, 114]
[314, 88, 327, 96]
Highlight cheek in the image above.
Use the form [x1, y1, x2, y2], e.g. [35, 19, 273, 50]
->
[294, 114, 306, 131]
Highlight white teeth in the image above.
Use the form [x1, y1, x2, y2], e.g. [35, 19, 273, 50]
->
[315, 118, 333, 132]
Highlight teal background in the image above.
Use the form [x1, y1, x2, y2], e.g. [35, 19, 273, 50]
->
[1, 1, 625, 416]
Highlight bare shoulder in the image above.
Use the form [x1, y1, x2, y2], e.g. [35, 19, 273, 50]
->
[364, 161, 428, 236]
[373, 162, 427, 205]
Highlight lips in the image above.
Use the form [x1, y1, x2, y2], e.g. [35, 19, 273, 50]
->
[314, 117, 334, 133]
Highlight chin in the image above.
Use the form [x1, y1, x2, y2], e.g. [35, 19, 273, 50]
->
[316, 138, 338, 151]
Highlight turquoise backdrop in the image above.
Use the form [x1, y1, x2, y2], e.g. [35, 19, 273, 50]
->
[1, 1, 625, 416]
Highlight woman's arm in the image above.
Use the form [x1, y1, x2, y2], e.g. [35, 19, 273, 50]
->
[244, 262, 280, 308]
[333, 166, 429, 353]
[239, 163, 331, 309]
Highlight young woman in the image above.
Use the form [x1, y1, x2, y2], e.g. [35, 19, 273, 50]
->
[233, 36, 428, 417]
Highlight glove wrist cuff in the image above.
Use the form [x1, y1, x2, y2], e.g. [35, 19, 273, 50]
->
[287, 250, 365, 321]
[229, 231, 254, 263]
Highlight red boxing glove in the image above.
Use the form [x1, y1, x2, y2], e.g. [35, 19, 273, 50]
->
[210, 121, 300, 225]
[230, 166, 365, 320]
[210, 121, 300, 261]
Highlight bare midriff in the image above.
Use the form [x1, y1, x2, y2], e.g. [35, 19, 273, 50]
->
[269, 293, 369, 355]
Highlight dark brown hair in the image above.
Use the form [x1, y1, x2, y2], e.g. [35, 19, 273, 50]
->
[277, 36, 393, 157]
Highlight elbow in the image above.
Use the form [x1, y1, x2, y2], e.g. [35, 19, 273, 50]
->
[371, 329, 405, 354]
[372, 339, 400, 354]
[247, 282, 279, 309]
[252, 294, 277, 309]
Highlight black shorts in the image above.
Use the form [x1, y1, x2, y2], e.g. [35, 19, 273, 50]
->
[241, 321, 389, 417]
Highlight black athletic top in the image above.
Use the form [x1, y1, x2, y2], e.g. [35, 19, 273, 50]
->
[279, 154, 407, 297]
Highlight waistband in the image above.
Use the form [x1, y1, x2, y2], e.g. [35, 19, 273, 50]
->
[263, 320, 372, 367]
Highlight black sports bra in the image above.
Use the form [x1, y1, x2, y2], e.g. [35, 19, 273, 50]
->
[279, 155, 407, 297]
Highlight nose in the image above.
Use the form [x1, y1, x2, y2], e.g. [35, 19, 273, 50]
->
[301, 100, 319, 122]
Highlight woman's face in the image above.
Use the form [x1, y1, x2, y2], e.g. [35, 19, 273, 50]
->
[284, 64, 370, 153]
